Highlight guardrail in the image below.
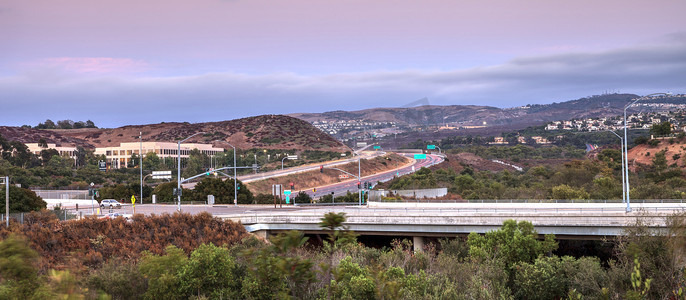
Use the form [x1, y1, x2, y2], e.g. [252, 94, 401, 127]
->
[377, 199, 686, 204]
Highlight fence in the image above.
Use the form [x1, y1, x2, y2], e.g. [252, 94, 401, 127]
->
[32, 189, 91, 200]
[375, 198, 686, 204]
[1, 208, 81, 225]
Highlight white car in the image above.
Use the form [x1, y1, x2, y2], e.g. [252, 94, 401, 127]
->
[99, 199, 122, 209]
[99, 212, 123, 219]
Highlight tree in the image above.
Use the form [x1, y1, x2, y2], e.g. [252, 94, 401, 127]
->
[139, 245, 188, 300]
[56, 120, 74, 129]
[650, 121, 672, 136]
[0, 235, 43, 299]
[128, 153, 140, 168]
[319, 212, 358, 248]
[178, 243, 242, 299]
[151, 181, 182, 203]
[0, 185, 47, 213]
[551, 184, 590, 200]
[182, 148, 207, 178]
[467, 220, 557, 271]
[142, 152, 162, 171]
[40, 148, 59, 165]
[293, 191, 312, 204]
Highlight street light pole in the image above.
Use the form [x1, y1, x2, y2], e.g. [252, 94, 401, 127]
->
[623, 93, 671, 213]
[3, 176, 8, 227]
[212, 140, 238, 206]
[607, 130, 626, 203]
[139, 132, 143, 206]
[177, 132, 205, 212]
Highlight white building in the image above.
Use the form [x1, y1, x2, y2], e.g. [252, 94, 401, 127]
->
[94, 142, 224, 169]
[26, 143, 78, 160]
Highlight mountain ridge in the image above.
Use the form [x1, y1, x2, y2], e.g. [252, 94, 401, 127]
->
[0, 115, 347, 152]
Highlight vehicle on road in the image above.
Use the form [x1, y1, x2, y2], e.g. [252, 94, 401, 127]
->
[99, 199, 122, 209]
[99, 212, 123, 219]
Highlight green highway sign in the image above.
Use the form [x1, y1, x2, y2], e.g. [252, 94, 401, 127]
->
[427, 145, 436, 150]
[414, 154, 427, 159]
[373, 146, 381, 150]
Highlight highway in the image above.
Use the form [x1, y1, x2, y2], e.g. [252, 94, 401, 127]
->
[300, 153, 444, 199]
[181, 150, 385, 189]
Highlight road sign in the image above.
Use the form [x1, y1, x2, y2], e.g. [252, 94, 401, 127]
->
[130, 195, 136, 204]
[356, 142, 368, 148]
[284, 190, 292, 195]
[338, 174, 349, 179]
[272, 184, 282, 196]
[287, 155, 298, 160]
[427, 145, 436, 150]
[373, 146, 381, 150]
[98, 161, 107, 171]
[414, 154, 427, 159]
[152, 170, 172, 179]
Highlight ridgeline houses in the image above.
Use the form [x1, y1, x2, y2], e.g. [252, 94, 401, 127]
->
[544, 94, 686, 133]
[545, 111, 685, 132]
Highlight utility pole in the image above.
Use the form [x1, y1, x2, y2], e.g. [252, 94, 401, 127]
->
[3, 176, 8, 227]
[177, 132, 205, 212]
[139, 132, 143, 206]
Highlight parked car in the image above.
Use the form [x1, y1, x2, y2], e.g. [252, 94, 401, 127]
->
[99, 212, 123, 219]
[100, 199, 122, 209]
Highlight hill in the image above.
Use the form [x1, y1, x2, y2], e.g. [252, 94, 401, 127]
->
[0, 115, 347, 152]
[290, 93, 682, 128]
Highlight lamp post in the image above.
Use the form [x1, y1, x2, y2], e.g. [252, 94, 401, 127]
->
[607, 130, 626, 203]
[225, 142, 238, 206]
[139, 132, 143, 206]
[350, 148, 362, 205]
[623, 93, 671, 212]
[213, 140, 238, 206]
[2, 176, 8, 227]
[177, 132, 205, 212]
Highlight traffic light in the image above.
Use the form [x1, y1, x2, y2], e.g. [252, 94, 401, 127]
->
[236, 182, 241, 190]
[320, 165, 323, 173]
[290, 182, 295, 190]
[357, 181, 361, 189]
[313, 187, 317, 192]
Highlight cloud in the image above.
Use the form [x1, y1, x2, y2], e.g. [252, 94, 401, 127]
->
[1, 36, 685, 127]
[23, 57, 150, 75]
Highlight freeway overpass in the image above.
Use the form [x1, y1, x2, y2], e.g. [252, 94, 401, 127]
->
[221, 201, 686, 250]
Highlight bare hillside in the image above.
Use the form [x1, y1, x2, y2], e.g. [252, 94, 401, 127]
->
[0, 115, 347, 152]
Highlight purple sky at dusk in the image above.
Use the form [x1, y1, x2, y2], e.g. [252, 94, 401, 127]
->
[1, 0, 685, 127]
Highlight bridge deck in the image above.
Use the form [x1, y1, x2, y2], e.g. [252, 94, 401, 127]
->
[220, 202, 686, 238]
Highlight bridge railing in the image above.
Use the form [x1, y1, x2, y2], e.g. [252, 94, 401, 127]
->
[376, 199, 686, 204]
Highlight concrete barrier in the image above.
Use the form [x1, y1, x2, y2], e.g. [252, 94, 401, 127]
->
[369, 188, 448, 200]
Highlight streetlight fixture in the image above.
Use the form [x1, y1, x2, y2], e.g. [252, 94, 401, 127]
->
[623, 93, 671, 212]
[281, 155, 298, 170]
[177, 132, 205, 212]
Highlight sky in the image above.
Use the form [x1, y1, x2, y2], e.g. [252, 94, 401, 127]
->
[1, 0, 685, 128]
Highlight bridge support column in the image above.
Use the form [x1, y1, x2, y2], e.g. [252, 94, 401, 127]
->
[252, 230, 268, 240]
[413, 236, 425, 252]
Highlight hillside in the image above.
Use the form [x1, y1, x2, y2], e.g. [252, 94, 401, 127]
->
[291, 93, 667, 128]
[628, 138, 686, 171]
[0, 115, 347, 152]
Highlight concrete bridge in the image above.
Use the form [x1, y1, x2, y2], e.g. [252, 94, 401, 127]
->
[221, 201, 686, 249]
